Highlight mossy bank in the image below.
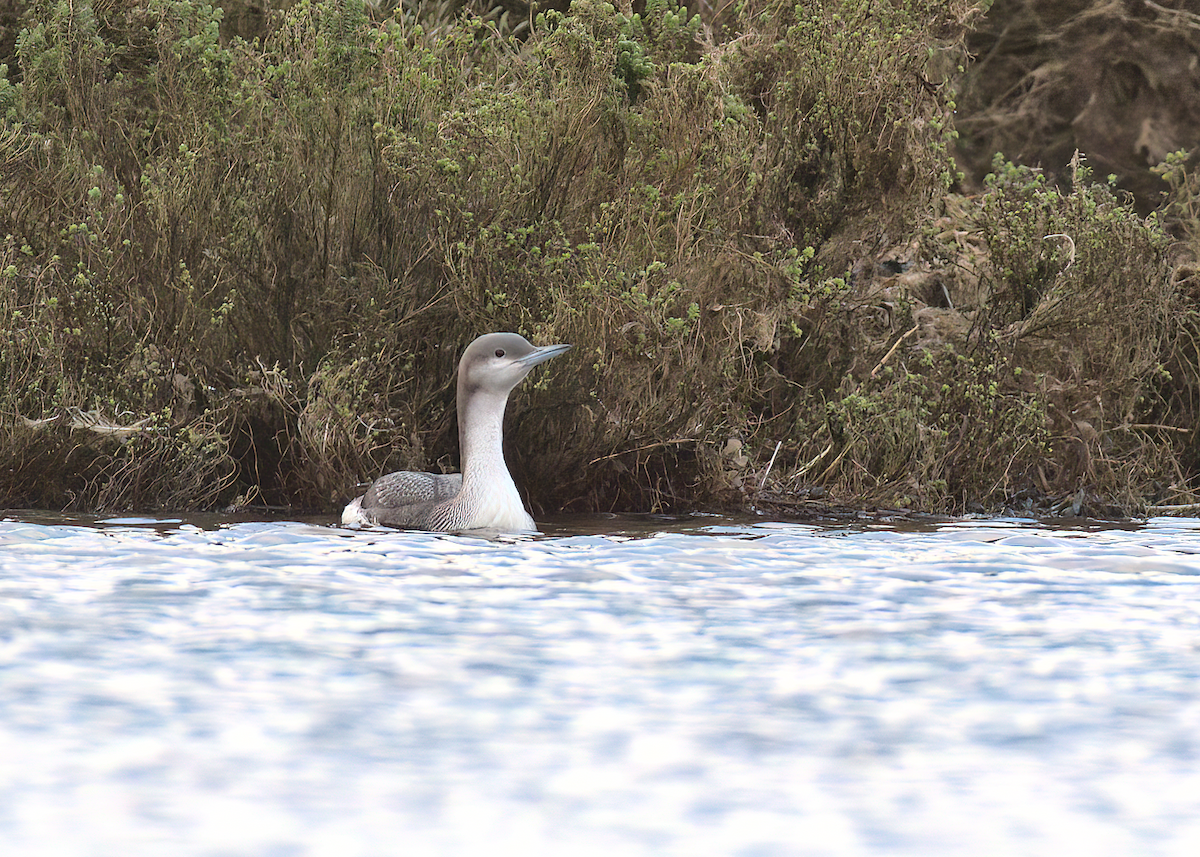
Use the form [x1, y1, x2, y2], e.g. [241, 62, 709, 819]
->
[2, 0, 1199, 518]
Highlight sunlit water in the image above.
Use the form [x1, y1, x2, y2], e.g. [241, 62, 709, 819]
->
[1, 512, 1199, 856]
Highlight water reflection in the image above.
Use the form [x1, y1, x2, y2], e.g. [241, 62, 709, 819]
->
[0, 513, 1199, 855]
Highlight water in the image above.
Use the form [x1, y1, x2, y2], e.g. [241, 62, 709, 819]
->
[1, 513, 1199, 856]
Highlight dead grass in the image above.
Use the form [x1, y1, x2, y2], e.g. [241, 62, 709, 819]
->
[955, 0, 1200, 211]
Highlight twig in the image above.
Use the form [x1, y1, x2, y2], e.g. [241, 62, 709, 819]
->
[1043, 233, 1076, 270]
[816, 445, 850, 484]
[795, 442, 833, 479]
[589, 438, 697, 465]
[758, 440, 782, 491]
[870, 324, 919, 379]
[1148, 502, 1200, 514]
[1143, 0, 1200, 30]
[1123, 423, 1191, 433]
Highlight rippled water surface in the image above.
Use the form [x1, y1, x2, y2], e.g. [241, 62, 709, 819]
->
[2, 513, 1200, 856]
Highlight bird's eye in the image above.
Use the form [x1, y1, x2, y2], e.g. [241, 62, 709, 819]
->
[494, 349, 505, 358]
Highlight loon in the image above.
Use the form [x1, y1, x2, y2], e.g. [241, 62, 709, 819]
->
[341, 332, 571, 532]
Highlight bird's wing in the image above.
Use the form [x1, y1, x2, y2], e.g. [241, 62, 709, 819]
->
[363, 470, 462, 508]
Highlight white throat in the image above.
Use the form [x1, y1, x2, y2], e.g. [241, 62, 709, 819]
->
[456, 387, 535, 531]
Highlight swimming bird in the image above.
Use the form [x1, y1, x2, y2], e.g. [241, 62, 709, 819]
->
[341, 332, 571, 532]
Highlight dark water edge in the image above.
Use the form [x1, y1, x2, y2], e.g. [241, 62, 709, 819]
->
[0, 506, 1157, 538]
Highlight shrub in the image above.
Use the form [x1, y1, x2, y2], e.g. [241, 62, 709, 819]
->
[12, 0, 1183, 516]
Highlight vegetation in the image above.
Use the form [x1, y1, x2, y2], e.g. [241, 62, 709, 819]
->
[1, 0, 1197, 518]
